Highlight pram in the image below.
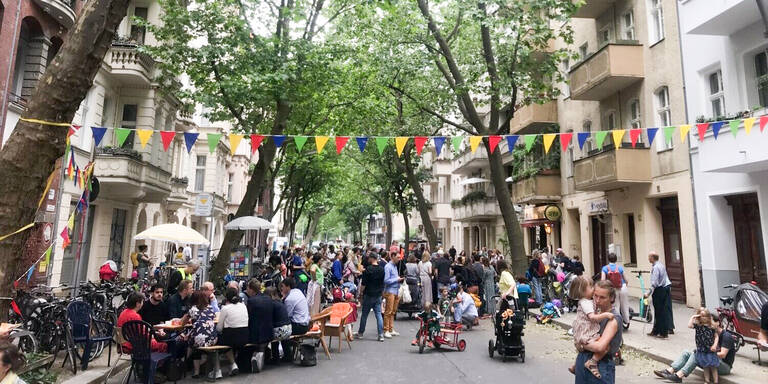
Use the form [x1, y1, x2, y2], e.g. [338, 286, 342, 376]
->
[488, 296, 526, 362]
[398, 276, 423, 318]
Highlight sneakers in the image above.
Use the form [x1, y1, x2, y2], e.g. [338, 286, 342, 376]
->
[378, 335, 384, 342]
[390, 330, 400, 336]
[355, 332, 364, 340]
[653, 370, 669, 378]
[383, 331, 392, 338]
[411, 339, 418, 346]
[251, 352, 264, 373]
[229, 363, 239, 376]
[207, 369, 223, 380]
[662, 372, 682, 383]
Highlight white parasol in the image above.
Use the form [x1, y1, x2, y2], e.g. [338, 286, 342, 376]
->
[224, 216, 274, 231]
[459, 177, 490, 186]
[134, 223, 209, 245]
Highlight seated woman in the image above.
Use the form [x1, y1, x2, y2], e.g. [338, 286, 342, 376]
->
[216, 287, 249, 376]
[182, 291, 218, 379]
[117, 292, 168, 353]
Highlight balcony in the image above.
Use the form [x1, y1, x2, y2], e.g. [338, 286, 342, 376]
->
[511, 172, 561, 204]
[431, 203, 452, 220]
[167, 177, 190, 210]
[568, 43, 643, 101]
[696, 111, 768, 173]
[33, 0, 76, 28]
[572, 0, 615, 19]
[94, 148, 171, 203]
[684, 0, 761, 36]
[106, 43, 155, 85]
[433, 159, 452, 176]
[454, 198, 500, 222]
[509, 101, 558, 135]
[573, 147, 650, 191]
[452, 147, 489, 175]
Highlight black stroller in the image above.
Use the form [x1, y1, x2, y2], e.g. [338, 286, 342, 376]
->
[488, 296, 526, 362]
[398, 275, 423, 318]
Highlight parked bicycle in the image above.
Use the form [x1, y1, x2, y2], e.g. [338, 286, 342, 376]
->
[716, 282, 768, 345]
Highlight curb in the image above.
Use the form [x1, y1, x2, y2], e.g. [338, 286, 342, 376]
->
[59, 360, 131, 384]
[531, 310, 746, 384]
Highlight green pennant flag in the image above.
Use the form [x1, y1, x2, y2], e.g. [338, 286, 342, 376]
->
[451, 136, 463, 152]
[663, 126, 676, 145]
[595, 131, 608, 150]
[524, 135, 536, 152]
[115, 128, 132, 147]
[294, 136, 308, 151]
[207, 133, 221, 153]
[729, 119, 741, 137]
[375, 137, 389, 155]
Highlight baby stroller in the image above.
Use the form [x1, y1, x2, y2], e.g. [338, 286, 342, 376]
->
[398, 275, 423, 318]
[488, 296, 525, 362]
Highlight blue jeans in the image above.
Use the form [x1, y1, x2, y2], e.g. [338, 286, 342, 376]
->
[357, 295, 383, 336]
[574, 351, 616, 384]
[531, 276, 543, 303]
[671, 350, 732, 377]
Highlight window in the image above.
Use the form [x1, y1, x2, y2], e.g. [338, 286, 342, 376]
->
[562, 59, 571, 98]
[708, 70, 725, 118]
[130, 7, 148, 44]
[583, 120, 593, 153]
[605, 111, 616, 130]
[622, 11, 635, 40]
[579, 43, 588, 61]
[108, 208, 127, 263]
[655, 87, 672, 150]
[649, 0, 665, 43]
[598, 26, 612, 46]
[120, 104, 137, 149]
[629, 99, 641, 129]
[754, 51, 768, 108]
[227, 173, 234, 202]
[195, 155, 206, 191]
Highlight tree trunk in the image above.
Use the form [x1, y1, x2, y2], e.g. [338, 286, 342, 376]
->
[401, 206, 409, 248]
[0, 0, 129, 321]
[403, 152, 438, 250]
[383, 198, 393, 247]
[304, 209, 322, 246]
[486, 140, 527, 273]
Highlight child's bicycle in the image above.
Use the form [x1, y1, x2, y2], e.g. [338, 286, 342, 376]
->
[415, 318, 466, 353]
[628, 270, 653, 326]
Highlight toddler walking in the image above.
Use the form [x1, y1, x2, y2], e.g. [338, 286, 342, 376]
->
[568, 276, 614, 378]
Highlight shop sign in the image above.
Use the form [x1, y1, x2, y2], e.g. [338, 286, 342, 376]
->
[589, 198, 609, 214]
[544, 205, 562, 221]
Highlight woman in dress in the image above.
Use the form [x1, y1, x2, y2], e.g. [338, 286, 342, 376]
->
[185, 291, 219, 379]
[307, 254, 325, 315]
[418, 251, 433, 307]
[344, 250, 361, 285]
[481, 256, 497, 316]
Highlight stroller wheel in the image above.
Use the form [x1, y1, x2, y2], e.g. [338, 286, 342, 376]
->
[520, 351, 525, 363]
[488, 340, 494, 358]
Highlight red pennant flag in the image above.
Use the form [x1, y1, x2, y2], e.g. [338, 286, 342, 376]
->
[760, 116, 768, 132]
[250, 134, 264, 155]
[629, 129, 642, 148]
[560, 132, 573, 152]
[61, 228, 71, 249]
[335, 137, 349, 154]
[488, 136, 502, 153]
[696, 123, 709, 141]
[71, 125, 81, 131]
[67, 127, 76, 138]
[160, 131, 175, 151]
[413, 136, 428, 155]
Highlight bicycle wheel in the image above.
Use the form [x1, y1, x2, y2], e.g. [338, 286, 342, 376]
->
[10, 330, 38, 354]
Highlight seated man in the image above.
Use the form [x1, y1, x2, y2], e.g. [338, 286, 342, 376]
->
[452, 285, 478, 330]
[167, 279, 194, 319]
[117, 292, 167, 352]
[202, 281, 220, 313]
[138, 284, 170, 326]
[280, 277, 310, 361]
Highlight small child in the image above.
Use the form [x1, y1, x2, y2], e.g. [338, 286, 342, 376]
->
[438, 287, 453, 319]
[690, 308, 720, 383]
[568, 276, 614, 378]
[412, 302, 442, 347]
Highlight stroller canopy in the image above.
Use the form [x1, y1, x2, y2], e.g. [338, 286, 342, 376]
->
[734, 283, 768, 322]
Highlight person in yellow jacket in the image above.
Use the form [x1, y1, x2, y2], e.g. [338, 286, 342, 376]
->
[168, 260, 200, 294]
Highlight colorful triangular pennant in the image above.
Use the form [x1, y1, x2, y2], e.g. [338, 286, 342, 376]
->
[760, 116, 768, 132]
[356, 137, 368, 153]
[711, 122, 724, 139]
[577, 132, 590, 149]
[595, 131, 608, 150]
[413, 136, 428, 155]
[376, 137, 389, 155]
[524, 135, 536, 152]
[433, 136, 446, 156]
[115, 128, 132, 147]
[542, 134, 556, 154]
[207, 133, 221, 154]
[451, 136, 463, 152]
[629, 129, 642, 148]
[335, 137, 349, 154]
[272, 135, 286, 148]
[250, 134, 264, 154]
[395, 137, 409, 157]
[137, 129, 153, 149]
[229, 134, 244, 153]
[647, 128, 659, 145]
[184, 132, 199, 153]
[611, 130, 625, 148]
[506, 135, 519, 152]
[315, 136, 329, 153]
[696, 123, 708, 141]
[160, 131, 175, 151]
[294, 136, 308, 151]
[488, 136, 502, 154]
[469, 136, 482, 153]
[729, 119, 741, 137]
[743, 118, 755, 135]
[91, 127, 107, 147]
[679, 125, 692, 143]
[560, 133, 573, 152]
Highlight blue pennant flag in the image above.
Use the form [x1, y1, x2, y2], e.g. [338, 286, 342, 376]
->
[505, 135, 519, 151]
[433, 136, 446, 156]
[184, 133, 199, 153]
[91, 127, 107, 147]
[356, 137, 368, 153]
[711, 121, 724, 139]
[272, 135, 286, 148]
[646, 127, 659, 145]
[577, 132, 590, 149]
[26, 266, 34, 283]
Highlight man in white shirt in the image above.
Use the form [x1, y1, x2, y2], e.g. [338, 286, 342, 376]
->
[452, 285, 478, 329]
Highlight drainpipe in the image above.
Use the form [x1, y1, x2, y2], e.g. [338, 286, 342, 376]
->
[757, 0, 768, 38]
[675, 0, 705, 308]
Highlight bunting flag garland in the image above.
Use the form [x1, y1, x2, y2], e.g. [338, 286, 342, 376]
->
[663, 126, 676, 145]
[229, 134, 244, 153]
[524, 135, 536, 152]
[577, 132, 590, 149]
[433, 136, 446, 156]
[760, 116, 768, 132]
[542, 134, 556, 154]
[116, 128, 132, 147]
[506, 135, 519, 151]
[14, 244, 54, 283]
[91, 127, 107, 146]
[647, 127, 659, 145]
[61, 228, 71, 249]
[294, 136, 308, 151]
[560, 132, 573, 152]
[26, 265, 34, 283]
[160, 131, 176, 151]
[207, 133, 222, 153]
[679, 125, 692, 143]
[468, 136, 482, 153]
[184, 133, 199, 153]
[395, 137, 409, 157]
[743, 118, 755, 135]
[488, 135, 502, 154]
[315, 136, 329, 153]
[711, 121, 724, 139]
[629, 129, 642, 147]
[728, 120, 741, 138]
[38, 245, 52, 273]
[272, 135, 286, 148]
[356, 137, 368, 153]
[335, 137, 349, 154]
[376, 137, 389, 155]
[451, 136, 463, 153]
[414, 136, 428, 155]
[137, 129, 153, 149]
[250, 134, 264, 154]
[696, 123, 709, 141]
[611, 129, 625, 148]
[595, 131, 608, 150]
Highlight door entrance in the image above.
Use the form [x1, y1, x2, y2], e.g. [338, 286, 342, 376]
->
[725, 193, 767, 290]
[591, 217, 610, 274]
[660, 197, 686, 302]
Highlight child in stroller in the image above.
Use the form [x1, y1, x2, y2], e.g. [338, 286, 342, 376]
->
[412, 302, 442, 348]
[488, 295, 526, 362]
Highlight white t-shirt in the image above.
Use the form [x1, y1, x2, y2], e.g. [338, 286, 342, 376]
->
[578, 298, 594, 315]
[216, 302, 248, 331]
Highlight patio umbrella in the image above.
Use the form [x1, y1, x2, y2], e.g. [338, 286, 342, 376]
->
[134, 223, 209, 245]
[459, 177, 490, 186]
[505, 176, 514, 183]
[224, 216, 274, 231]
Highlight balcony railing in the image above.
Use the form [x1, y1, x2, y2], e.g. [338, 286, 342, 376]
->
[454, 198, 500, 222]
[573, 147, 650, 191]
[107, 43, 155, 84]
[452, 147, 489, 175]
[33, 0, 76, 28]
[568, 42, 643, 101]
[511, 171, 561, 204]
[509, 101, 558, 135]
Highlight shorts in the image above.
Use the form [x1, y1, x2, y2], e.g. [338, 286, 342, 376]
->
[273, 324, 292, 341]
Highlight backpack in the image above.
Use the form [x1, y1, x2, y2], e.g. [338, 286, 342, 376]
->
[606, 264, 623, 289]
[165, 358, 186, 381]
[296, 343, 317, 366]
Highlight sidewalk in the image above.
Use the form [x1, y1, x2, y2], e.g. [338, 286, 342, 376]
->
[534, 298, 768, 384]
[53, 346, 130, 384]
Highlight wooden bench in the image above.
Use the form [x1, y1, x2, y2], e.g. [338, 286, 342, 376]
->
[196, 345, 231, 381]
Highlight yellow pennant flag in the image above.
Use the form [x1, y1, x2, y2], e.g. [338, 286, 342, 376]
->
[611, 129, 625, 148]
[679, 125, 692, 142]
[743, 118, 756, 135]
[67, 213, 75, 231]
[469, 136, 483, 153]
[229, 134, 244, 153]
[137, 129, 153, 149]
[542, 134, 556, 154]
[395, 137, 409, 157]
[315, 136, 329, 153]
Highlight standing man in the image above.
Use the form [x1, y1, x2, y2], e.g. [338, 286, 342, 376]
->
[448, 245, 457, 260]
[646, 251, 673, 339]
[601, 253, 630, 328]
[356, 254, 385, 342]
[136, 245, 151, 279]
[383, 251, 404, 338]
[432, 250, 452, 298]
[138, 284, 170, 325]
[389, 240, 400, 255]
[167, 261, 200, 295]
[528, 251, 544, 304]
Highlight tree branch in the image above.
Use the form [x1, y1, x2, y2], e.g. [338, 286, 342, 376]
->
[478, 1, 500, 135]
[387, 84, 471, 133]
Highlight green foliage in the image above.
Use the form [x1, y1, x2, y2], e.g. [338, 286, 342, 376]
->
[508, 125, 561, 182]
[451, 190, 488, 208]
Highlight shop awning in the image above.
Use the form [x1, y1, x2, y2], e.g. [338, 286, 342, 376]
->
[520, 218, 558, 228]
